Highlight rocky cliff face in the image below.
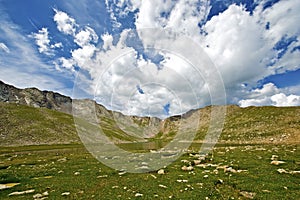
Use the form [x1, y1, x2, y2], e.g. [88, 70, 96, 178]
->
[0, 81, 72, 114]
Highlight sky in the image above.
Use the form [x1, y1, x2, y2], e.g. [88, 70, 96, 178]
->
[0, 0, 299, 118]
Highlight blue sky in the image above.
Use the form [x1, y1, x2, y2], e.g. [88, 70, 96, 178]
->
[0, 0, 299, 118]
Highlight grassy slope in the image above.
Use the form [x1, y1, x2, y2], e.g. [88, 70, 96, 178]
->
[0, 102, 79, 146]
[195, 105, 300, 144]
[0, 103, 141, 147]
[1, 103, 300, 147]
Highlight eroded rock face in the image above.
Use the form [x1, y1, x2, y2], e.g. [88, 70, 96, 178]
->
[0, 81, 72, 114]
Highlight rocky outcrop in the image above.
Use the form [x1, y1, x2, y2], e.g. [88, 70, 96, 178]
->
[0, 81, 72, 114]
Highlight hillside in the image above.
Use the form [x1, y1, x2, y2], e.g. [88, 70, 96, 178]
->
[203, 105, 300, 144]
[0, 102, 147, 146]
[0, 81, 299, 146]
[0, 102, 79, 146]
[1, 102, 299, 147]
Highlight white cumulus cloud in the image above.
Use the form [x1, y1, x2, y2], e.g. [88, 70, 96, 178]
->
[101, 33, 113, 51]
[30, 28, 62, 56]
[271, 93, 300, 107]
[31, 28, 51, 54]
[53, 9, 77, 35]
[239, 83, 300, 107]
[74, 26, 98, 47]
[54, 57, 76, 72]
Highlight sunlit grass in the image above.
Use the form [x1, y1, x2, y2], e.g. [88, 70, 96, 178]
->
[0, 144, 299, 199]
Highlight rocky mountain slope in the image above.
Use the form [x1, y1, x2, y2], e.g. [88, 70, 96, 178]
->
[0, 81, 72, 114]
[0, 81, 299, 146]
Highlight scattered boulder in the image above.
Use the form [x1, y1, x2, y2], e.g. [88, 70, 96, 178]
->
[239, 191, 256, 199]
[118, 170, 127, 176]
[277, 168, 300, 175]
[0, 183, 20, 190]
[277, 168, 288, 174]
[157, 169, 165, 174]
[33, 192, 49, 200]
[224, 167, 236, 173]
[193, 160, 202, 165]
[8, 189, 35, 196]
[290, 170, 300, 175]
[42, 191, 49, 196]
[270, 160, 285, 165]
[159, 184, 167, 189]
[151, 174, 157, 179]
[271, 155, 278, 161]
[181, 159, 190, 163]
[135, 193, 143, 197]
[177, 179, 188, 183]
[33, 193, 43, 199]
[32, 176, 53, 180]
[61, 192, 70, 196]
[181, 166, 194, 171]
[223, 166, 247, 173]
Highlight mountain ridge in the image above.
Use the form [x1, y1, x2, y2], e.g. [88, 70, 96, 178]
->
[0, 80, 72, 115]
[1, 80, 299, 146]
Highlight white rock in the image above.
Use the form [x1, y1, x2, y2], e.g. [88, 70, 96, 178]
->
[42, 191, 49, 196]
[239, 191, 256, 199]
[159, 184, 167, 188]
[177, 179, 188, 183]
[57, 157, 67, 162]
[8, 189, 35, 196]
[193, 160, 201, 165]
[270, 160, 285, 165]
[290, 171, 300, 174]
[0, 183, 20, 190]
[157, 169, 165, 174]
[224, 167, 237, 173]
[181, 166, 193, 171]
[135, 193, 143, 197]
[61, 192, 70, 196]
[97, 175, 108, 178]
[277, 168, 288, 174]
[271, 155, 278, 161]
[181, 160, 190, 164]
[151, 174, 157, 179]
[33, 193, 43, 198]
[118, 171, 126, 176]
